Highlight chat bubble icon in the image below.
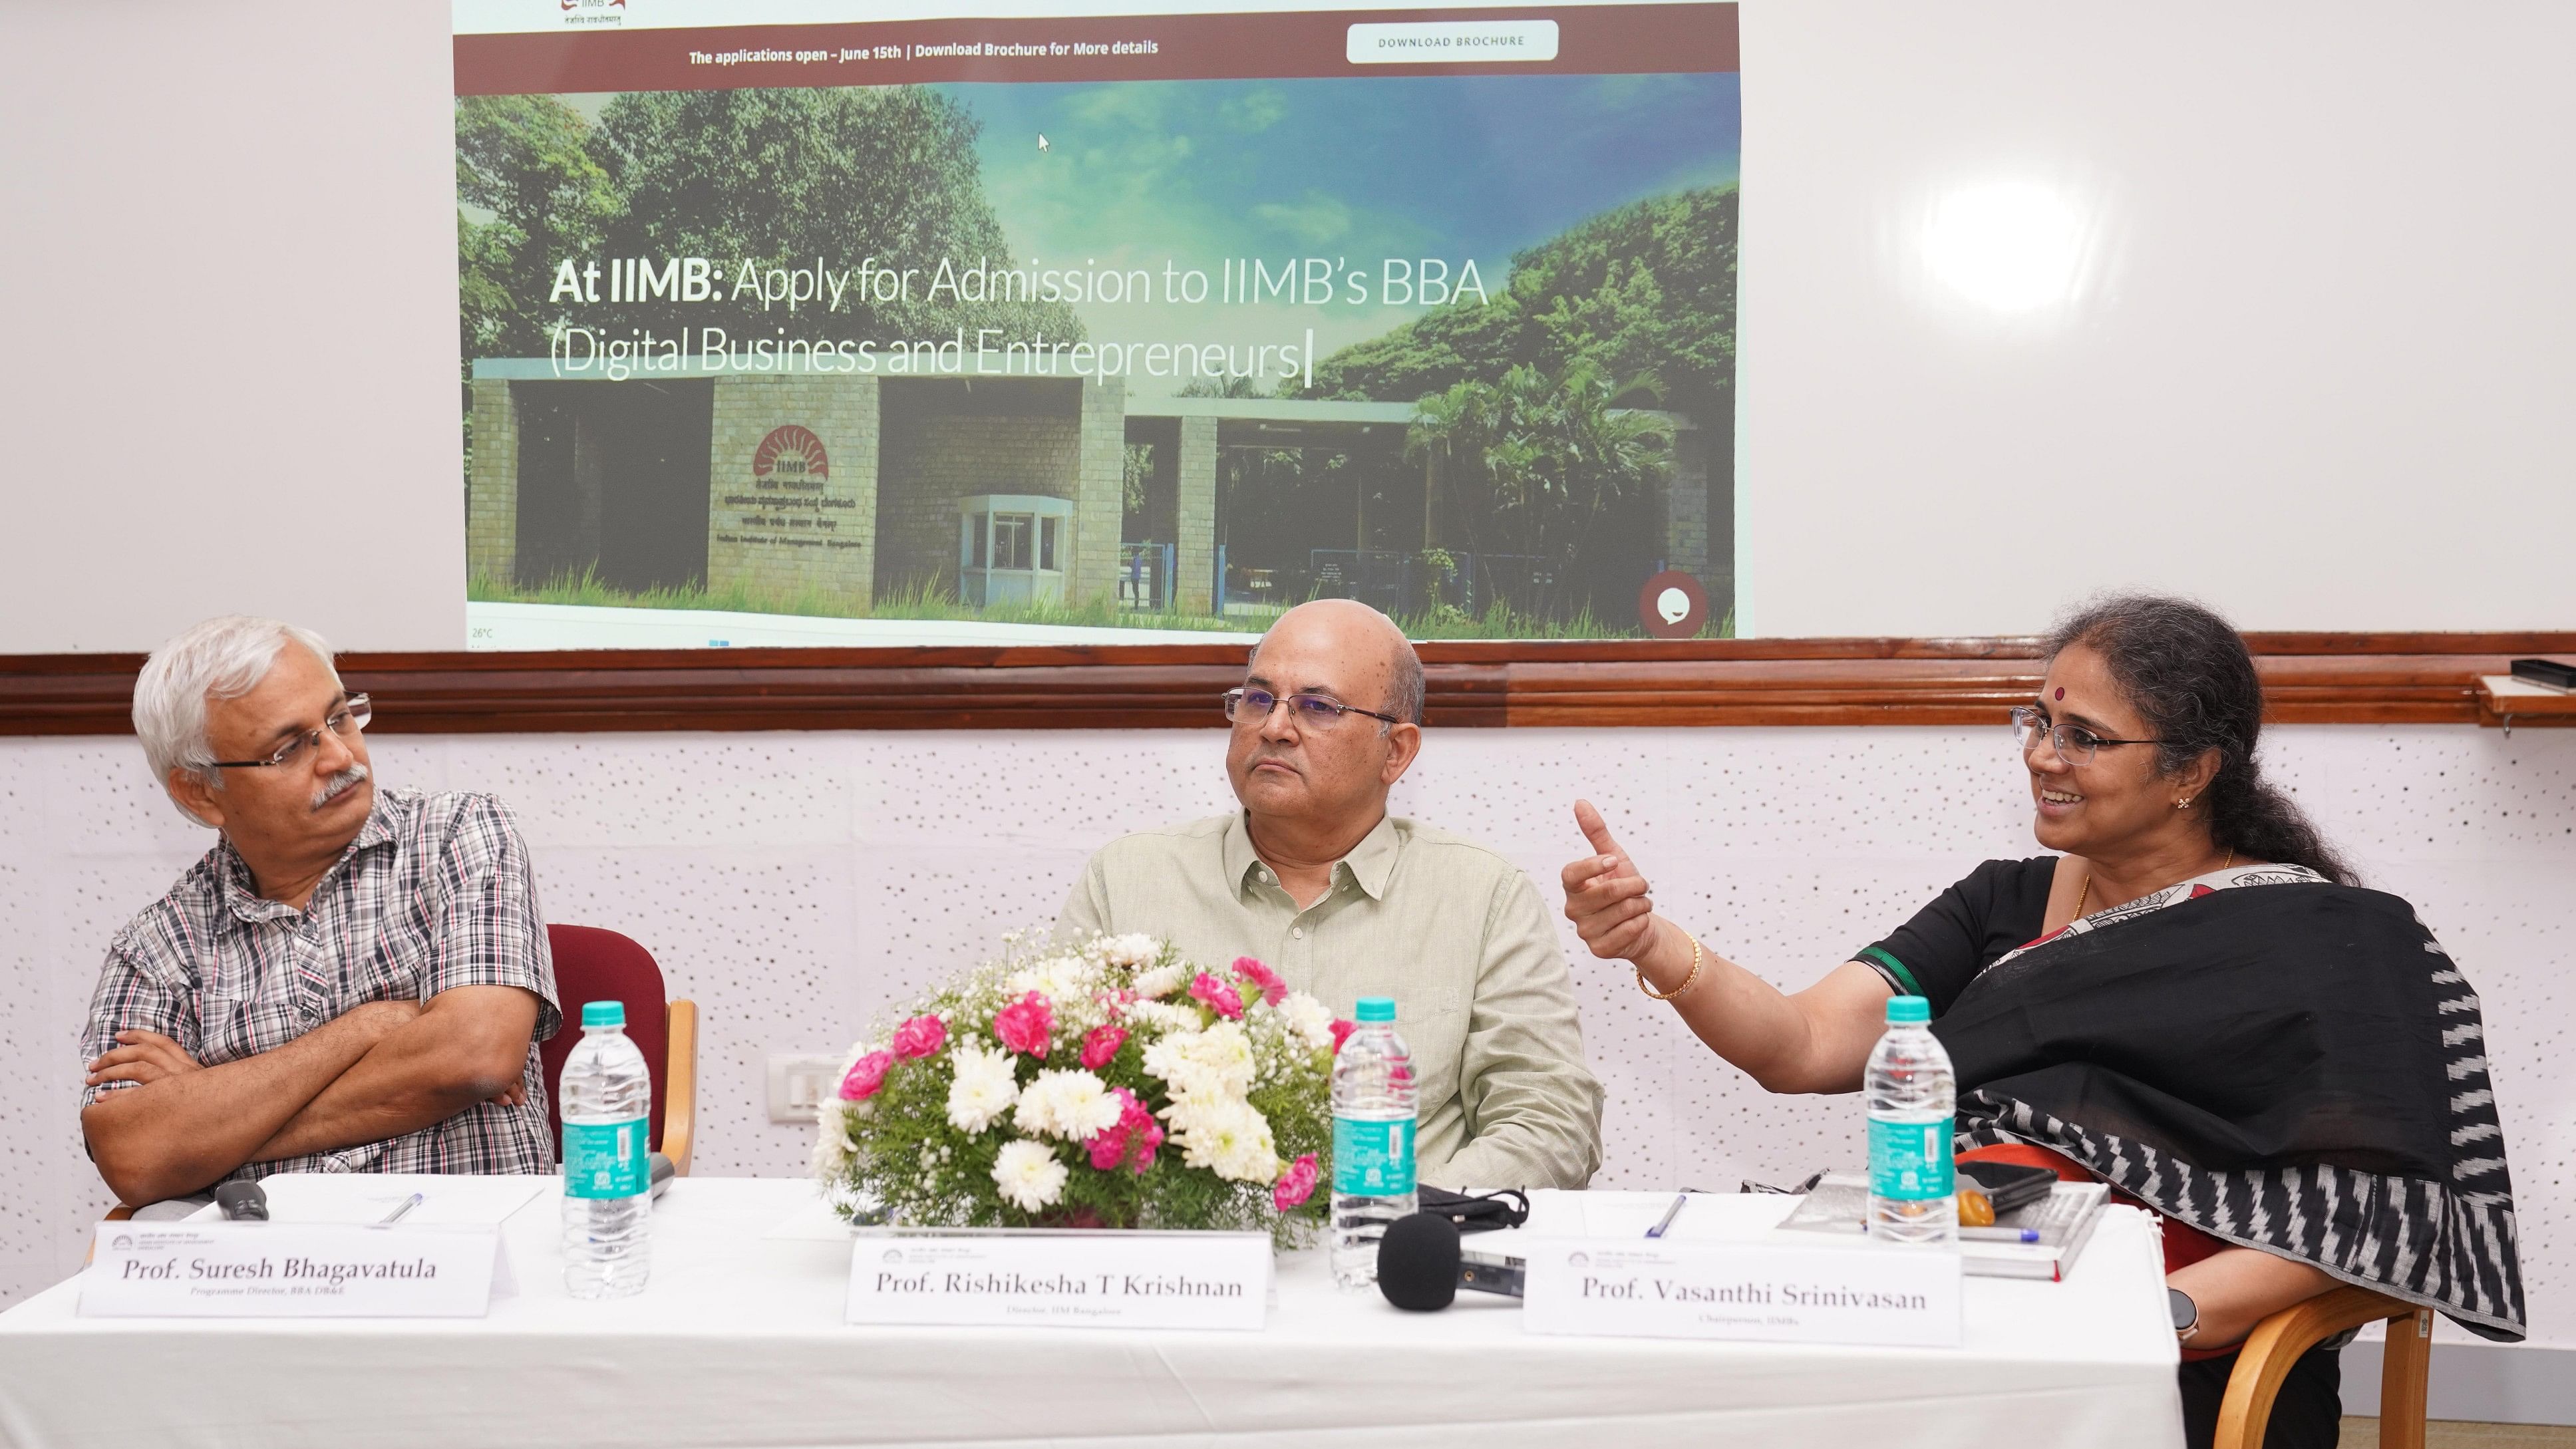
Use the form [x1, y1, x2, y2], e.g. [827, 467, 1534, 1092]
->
[1656, 587, 1691, 625]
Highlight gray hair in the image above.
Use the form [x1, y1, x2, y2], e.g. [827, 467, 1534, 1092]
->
[133, 615, 339, 825]
[1386, 638, 1425, 726]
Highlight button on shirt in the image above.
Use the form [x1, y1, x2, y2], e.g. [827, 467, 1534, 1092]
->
[80, 787, 562, 1184]
[1059, 812, 1603, 1190]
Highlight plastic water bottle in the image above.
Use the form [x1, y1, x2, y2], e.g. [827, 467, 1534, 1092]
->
[1330, 996, 1417, 1290]
[560, 1000, 653, 1297]
[1866, 995, 1957, 1245]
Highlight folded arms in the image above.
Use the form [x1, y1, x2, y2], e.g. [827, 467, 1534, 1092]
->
[80, 985, 540, 1207]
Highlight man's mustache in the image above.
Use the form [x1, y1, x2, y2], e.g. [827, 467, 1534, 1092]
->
[312, 764, 370, 810]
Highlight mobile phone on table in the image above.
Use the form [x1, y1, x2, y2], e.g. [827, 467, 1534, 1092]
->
[1959, 1160, 2058, 1215]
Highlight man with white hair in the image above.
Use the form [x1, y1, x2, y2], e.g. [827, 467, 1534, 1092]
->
[1059, 599, 1603, 1190]
[80, 617, 559, 1212]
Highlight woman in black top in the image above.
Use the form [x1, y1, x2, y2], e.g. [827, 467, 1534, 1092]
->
[1561, 595, 2523, 1449]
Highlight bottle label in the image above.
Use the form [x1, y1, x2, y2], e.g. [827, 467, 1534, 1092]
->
[564, 1117, 649, 1200]
[1332, 1115, 1415, 1197]
[1867, 1116, 1955, 1200]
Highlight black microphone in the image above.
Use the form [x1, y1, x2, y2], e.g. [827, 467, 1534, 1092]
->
[1376, 1211, 1525, 1311]
[214, 1181, 269, 1222]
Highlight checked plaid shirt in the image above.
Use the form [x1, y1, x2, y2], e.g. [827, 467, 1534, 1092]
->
[80, 786, 562, 1184]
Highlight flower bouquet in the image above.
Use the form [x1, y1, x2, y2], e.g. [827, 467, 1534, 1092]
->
[814, 932, 1345, 1244]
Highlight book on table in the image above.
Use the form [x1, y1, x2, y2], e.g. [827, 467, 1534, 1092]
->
[1776, 1171, 2113, 1281]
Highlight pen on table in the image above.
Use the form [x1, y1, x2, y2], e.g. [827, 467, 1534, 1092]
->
[1959, 1225, 2040, 1243]
[1645, 1192, 1689, 1239]
[377, 1192, 424, 1226]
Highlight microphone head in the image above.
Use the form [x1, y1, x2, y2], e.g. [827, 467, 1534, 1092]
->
[1377, 1211, 1462, 1311]
[214, 1181, 269, 1221]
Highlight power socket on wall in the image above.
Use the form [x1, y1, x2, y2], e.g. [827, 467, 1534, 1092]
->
[766, 1053, 846, 1124]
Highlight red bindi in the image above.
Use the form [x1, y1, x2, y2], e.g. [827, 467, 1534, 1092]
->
[2053, 687, 2064, 701]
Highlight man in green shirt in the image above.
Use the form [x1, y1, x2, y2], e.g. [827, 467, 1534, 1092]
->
[1058, 599, 1603, 1190]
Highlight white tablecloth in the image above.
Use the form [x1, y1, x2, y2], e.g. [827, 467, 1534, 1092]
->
[0, 1178, 2185, 1449]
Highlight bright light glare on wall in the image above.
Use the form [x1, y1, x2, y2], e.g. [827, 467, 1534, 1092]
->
[1923, 182, 2088, 313]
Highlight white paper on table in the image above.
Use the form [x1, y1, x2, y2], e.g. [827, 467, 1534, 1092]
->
[1528, 1190, 1755, 1241]
[184, 1174, 548, 1227]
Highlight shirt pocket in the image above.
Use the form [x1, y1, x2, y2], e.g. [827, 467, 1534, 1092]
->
[355, 912, 436, 1003]
[197, 990, 309, 1069]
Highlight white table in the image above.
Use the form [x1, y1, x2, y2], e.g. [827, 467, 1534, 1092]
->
[0, 1178, 2185, 1449]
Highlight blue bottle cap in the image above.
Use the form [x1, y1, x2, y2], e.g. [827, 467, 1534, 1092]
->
[1354, 997, 1396, 1023]
[581, 1000, 625, 1029]
[1885, 995, 1931, 1024]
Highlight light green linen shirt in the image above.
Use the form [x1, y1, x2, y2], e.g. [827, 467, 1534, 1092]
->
[1058, 811, 1603, 1191]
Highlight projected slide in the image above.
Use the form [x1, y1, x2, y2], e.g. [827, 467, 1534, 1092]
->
[454, 4, 1738, 648]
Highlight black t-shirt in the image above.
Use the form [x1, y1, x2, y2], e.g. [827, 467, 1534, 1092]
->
[1855, 856, 2058, 1015]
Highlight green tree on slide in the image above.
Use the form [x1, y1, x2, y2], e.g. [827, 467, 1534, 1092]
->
[457, 95, 619, 361]
[1304, 186, 1737, 420]
[456, 88, 1082, 360]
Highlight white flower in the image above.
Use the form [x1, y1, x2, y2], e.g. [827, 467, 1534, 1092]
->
[811, 1101, 858, 1176]
[1007, 953, 1102, 1005]
[945, 1044, 1021, 1134]
[1088, 933, 1162, 969]
[1011, 1068, 1125, 1141]
[1160, 1097, 1279, 1184]
[1124, 999, 1204, 1035]
[1278, 992, 1337, 1054]
[993, 1139, 1070, 1211]
[1131, 964, 1186, 1000]
[1144, 1020, 1257, 1101]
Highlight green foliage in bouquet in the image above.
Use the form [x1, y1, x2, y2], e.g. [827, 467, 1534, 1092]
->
[814, 934, 1340, 1245]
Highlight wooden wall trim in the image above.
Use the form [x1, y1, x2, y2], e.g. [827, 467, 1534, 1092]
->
[3, 634, 2570, 736]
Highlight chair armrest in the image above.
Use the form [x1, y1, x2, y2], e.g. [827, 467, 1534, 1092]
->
[661, 999, 697, 1177]
[2215, 1285, 2416, 1449]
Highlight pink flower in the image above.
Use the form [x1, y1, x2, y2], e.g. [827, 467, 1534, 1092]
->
[1128, 1109, 1165, 1171]
[1231, 957, 1287, 1007]
[1080, 1025, 1127, 1071]
[993, 992, 1054, 1057]
[1188, 972, 1245, 1020]
[1273, 1153, 1319, 1211]
[838, 1049, 894, 1101]
[1085, 1088, 1166, 1174]
[1329, 1019, 1357, 1054]
[889, 1015, 947, 1060]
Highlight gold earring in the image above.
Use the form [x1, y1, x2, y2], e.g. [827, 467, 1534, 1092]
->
[2176, 798, 2193, 810]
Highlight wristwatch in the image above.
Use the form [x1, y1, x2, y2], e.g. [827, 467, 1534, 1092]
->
[2169, 1287, 2201, 1343]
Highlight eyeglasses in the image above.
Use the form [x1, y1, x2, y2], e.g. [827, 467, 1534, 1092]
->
[1221, 687, 1403, 730]
[210, 695, 372, 770]
[2010, 705, 2160, 766]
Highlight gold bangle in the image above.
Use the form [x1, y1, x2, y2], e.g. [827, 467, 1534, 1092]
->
[1637, 929, 1705, 1001]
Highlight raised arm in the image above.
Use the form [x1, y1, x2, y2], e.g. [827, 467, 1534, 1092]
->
[245, 985, 540, 1163]
[1561, 800, 1891, 1094]
[80, 997, 422, 1207]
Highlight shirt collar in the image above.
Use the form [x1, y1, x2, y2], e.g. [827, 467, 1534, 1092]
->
[1225, 810, 1401, 902]
[214, 798, 400, 924]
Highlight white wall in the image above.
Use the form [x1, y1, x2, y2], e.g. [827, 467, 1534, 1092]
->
[1736, 1, 2576, 636]
[4, 1, 2572, 650]
[6, 725, 2572, 1382]
[0, 1, 463, 653]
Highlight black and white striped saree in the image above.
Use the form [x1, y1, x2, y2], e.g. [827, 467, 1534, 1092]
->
[1933, 866, 2525, 1341]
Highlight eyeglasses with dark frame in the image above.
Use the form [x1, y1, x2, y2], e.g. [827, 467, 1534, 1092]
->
[210, 695, 373, 770]
[1221, 687, 1404, 730]
[2009, 705, 2161, 766]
